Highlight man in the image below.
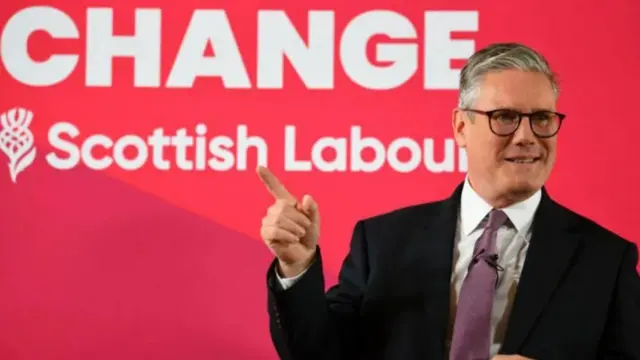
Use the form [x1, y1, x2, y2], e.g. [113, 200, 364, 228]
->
[257, 43, 640, 359]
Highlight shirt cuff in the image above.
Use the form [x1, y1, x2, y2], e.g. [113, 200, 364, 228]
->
[274, 263, 312, 290]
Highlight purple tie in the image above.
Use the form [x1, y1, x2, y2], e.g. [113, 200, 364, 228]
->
[449, 209, 508, 360]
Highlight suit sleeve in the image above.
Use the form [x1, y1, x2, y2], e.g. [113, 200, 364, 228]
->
[599, 242, 640, 359]
[266, 220, 369, 360]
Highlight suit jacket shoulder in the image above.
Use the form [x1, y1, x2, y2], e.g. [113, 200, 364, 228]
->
[551, 200, 635, 253]
[360, 198, 448, 230]
[355, 195, 457, 255]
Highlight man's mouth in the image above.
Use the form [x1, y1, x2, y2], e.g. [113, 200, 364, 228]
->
[504, 157, 541, 164]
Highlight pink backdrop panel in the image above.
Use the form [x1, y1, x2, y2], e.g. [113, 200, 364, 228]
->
[1, 0, 639, 358]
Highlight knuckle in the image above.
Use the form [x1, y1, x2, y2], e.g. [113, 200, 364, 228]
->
[262, 226, 277, 241]
[275, 216, 288, 227]
[272, 204, 286, 217]
[261, 216, 274, 228]
[275, 199, 290, 208]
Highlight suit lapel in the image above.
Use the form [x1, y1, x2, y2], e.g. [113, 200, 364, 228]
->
[501, 188, 581, 353]
[409, 183, 462, 357]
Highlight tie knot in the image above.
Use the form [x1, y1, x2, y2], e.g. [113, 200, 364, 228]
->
[486, 209, 508, 230]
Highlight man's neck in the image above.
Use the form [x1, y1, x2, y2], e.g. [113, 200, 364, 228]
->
[466, 176, 537, 209]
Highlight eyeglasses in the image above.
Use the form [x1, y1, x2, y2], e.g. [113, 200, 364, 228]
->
[462, 108, 566, 138]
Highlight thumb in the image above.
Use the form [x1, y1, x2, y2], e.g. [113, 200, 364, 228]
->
[301, 194, 319, 222]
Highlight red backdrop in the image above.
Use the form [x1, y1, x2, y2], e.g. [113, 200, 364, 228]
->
[1, 0, 639, 359]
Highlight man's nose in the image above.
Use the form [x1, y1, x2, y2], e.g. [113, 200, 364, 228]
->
[512, 117, 536, 144]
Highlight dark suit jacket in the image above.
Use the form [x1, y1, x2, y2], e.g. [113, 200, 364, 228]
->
[266, 183, 640, 359]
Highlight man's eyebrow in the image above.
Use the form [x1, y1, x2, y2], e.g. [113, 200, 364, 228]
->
[491, 106, 556, 112]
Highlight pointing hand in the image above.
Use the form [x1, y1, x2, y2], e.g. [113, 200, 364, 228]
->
[257, 166, 320, 277]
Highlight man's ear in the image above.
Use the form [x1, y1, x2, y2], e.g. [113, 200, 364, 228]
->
[452, 108, 468, 148]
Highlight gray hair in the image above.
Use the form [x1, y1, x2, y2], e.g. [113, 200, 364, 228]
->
[458, 42, 559, 109]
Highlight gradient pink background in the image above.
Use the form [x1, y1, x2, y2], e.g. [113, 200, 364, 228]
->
[1, 0, 639, 358]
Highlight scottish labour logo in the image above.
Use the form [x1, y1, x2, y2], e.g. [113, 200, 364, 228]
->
[0, 107, 36, 183]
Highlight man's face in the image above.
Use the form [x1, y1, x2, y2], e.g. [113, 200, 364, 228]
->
[453, 69, 559, 202]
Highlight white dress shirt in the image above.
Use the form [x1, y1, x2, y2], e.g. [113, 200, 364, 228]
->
[448, 180, 541, 356]
[276, 179, 541, 358]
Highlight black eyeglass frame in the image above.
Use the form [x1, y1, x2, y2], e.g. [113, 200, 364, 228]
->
[461, 108, 566, 138]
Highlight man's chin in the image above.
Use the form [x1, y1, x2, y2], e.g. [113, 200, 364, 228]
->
[509, 181, 542, 195]
[501, 176, 544, 197]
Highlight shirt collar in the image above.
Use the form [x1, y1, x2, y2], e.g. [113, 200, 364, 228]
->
[460, 177, 541, 236]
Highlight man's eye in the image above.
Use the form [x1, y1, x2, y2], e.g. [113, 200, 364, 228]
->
[493, 111, 518, 122]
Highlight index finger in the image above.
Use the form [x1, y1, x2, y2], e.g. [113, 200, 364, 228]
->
[256, 165, 296, 202]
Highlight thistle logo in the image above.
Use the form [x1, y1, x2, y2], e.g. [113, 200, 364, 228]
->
[0, 107, 37, 183]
